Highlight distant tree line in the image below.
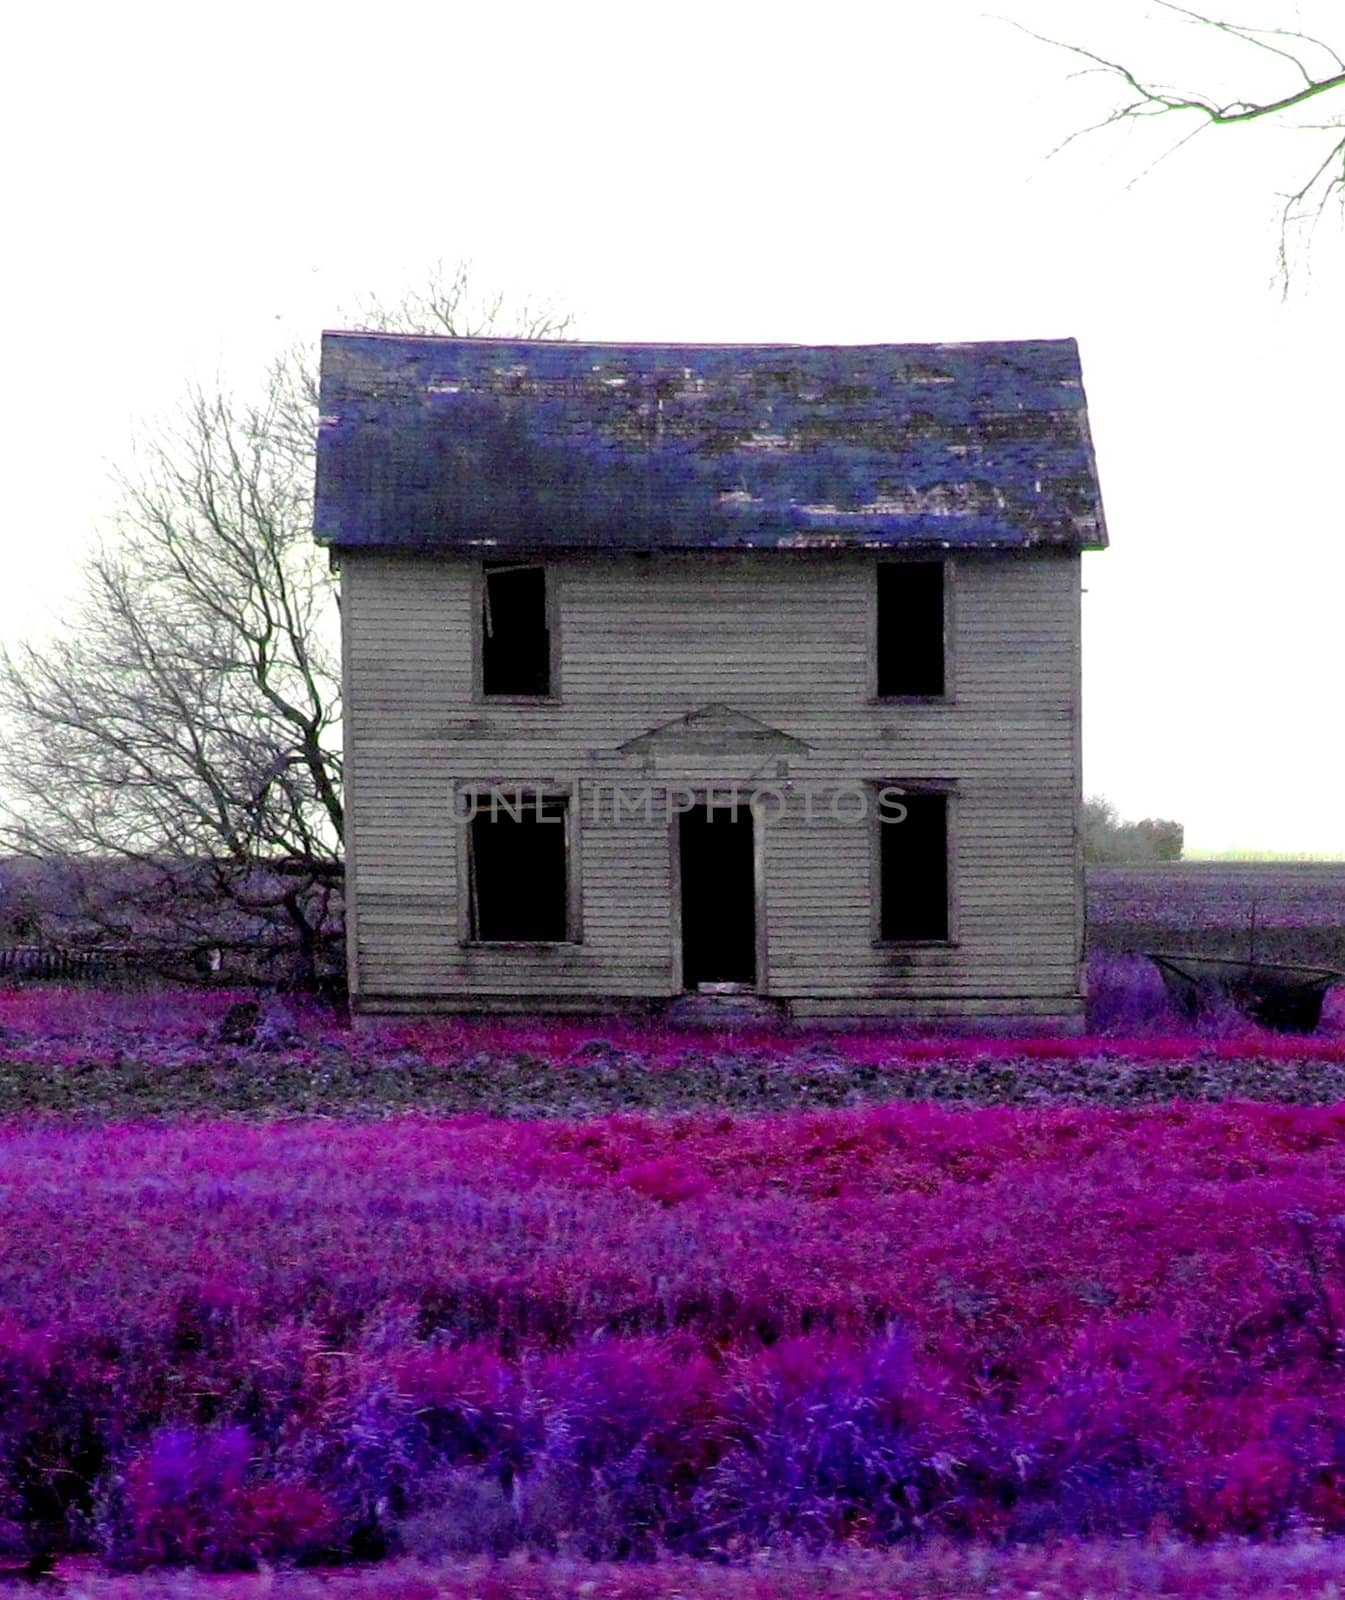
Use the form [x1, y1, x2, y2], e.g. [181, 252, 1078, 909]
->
[1083, 796, 1184, 863]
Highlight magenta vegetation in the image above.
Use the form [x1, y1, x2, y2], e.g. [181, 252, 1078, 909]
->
[38, 1541, 1345, 1598]
[7, 1101, 1345, 1566]
[2, 958, 1344, 1076]
[6, 966, 1345, 1581]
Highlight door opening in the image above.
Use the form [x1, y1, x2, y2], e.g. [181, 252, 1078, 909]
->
[679, 803, 756, 990]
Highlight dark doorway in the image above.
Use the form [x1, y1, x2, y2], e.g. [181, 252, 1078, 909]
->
[679, 803, 756, 989]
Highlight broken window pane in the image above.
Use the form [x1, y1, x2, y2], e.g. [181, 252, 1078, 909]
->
[877, 562, 944, 697]
[482, 563, 550, 696]
[880, 791, 949, 941]
[467, 793, 569, 941]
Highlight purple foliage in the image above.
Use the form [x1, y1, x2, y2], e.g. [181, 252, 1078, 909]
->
[7, 1108, 1345, 1564]
[32, 1542, 1345, 1596]
[1086, 952, 1180, 1033]
[94, 1424, 337, 1571]
[8, 963, 1345, 1575]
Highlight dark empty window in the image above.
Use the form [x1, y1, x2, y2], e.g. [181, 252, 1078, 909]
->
[482, 563, 550, 697]
[466, 793, 570, 941]
[879, 791, 949, 941]
[877, 562, 944, 697]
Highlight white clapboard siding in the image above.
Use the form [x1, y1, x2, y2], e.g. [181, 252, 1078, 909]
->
[341, 548, 1084, 1016]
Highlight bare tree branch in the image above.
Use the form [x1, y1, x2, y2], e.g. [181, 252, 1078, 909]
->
[346, 258, 574, 342]
[1017, 2, 1345, 290]
[0, 262, 570, 988]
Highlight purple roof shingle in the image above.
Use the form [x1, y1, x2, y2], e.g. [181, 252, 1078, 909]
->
[314, 333, 1107, 552]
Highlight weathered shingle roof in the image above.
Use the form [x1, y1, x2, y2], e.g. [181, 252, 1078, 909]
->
[314, 333, 1108, 552]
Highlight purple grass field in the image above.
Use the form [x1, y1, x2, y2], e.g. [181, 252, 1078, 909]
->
[1088, 862, 1345, 930]
[1087, 862, 1345, 967]
[5, 898, 1345, 1595]
[36, 1540, 1345, 1597]
[12, 1097, 1345, 1577]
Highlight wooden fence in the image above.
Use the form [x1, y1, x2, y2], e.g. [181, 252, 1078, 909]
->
[0, 945, 214, 984]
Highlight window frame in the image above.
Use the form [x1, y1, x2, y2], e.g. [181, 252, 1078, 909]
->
[455, 781, 583, 947]
[868, 777, 958, 948]
[868, 556, 955, 704]
[472, 561, 562, 704]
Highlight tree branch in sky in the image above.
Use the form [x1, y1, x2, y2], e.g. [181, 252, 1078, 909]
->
[1018, 1, 1345, 290]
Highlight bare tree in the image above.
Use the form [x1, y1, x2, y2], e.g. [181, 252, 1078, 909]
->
[346, 257, 573, 343]
[1024, 2, 1345, 289]
[0, 263, 572, 989]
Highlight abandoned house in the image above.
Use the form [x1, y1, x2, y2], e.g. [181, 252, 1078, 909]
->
[314, 333, 1108, 1026]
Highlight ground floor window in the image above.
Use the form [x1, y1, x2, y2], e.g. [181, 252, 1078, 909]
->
[876, 786, 952, 942]
[462, 789, 575, 943]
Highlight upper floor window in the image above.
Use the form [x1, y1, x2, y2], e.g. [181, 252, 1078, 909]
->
[876, 561, 946, 698]
[481, 562, 551, 697]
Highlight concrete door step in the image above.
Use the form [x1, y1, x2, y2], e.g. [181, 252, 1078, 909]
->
[663, 990, 788, 1029]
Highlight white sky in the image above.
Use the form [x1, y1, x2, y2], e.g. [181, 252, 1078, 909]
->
[3, 0, 1342, 854]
